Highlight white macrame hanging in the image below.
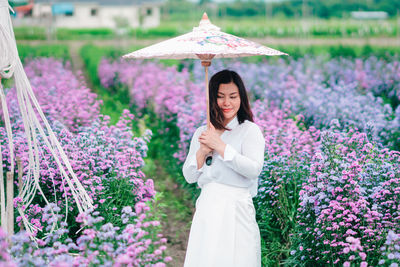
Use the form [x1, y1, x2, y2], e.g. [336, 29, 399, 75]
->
[0, 0, 93, 237]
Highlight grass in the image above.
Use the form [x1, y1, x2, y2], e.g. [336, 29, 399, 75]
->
[57, 28, 114, 40]
[14, 26, 46, 40]
[17, 44, 70, 62]
[0, 44, 70, 89]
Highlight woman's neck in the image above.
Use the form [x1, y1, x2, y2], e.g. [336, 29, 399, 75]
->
[223, 116, 236, 127]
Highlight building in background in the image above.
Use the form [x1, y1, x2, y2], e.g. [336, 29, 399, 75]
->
[350, 11, 388, 20]
[12, 0, 163, 29]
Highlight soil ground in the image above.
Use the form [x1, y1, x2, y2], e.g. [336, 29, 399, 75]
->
[148, 160, 194, 267]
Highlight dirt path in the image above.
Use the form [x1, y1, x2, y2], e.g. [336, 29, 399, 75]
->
[149, 161, 194, 267]
[69, 41, 85, 72]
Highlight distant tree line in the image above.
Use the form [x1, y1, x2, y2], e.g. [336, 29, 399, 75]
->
[163, 0, 400, 19]
[264, 0, 400, 18]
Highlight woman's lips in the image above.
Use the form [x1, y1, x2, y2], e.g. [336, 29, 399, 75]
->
[222, 108, 232, 112]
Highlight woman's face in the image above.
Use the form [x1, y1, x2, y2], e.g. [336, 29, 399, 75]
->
[217, 82, 241, 124]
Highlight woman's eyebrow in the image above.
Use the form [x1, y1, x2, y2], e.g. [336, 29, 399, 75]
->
[218, 92, 238, 96]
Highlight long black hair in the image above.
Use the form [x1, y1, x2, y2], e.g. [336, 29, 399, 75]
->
[209, 69, 254, 130]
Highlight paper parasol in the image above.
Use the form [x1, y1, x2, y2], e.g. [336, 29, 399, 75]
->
[123, 13, 287, 127]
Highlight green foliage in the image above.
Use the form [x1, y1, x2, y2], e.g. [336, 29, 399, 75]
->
[268, 0, 400, 18]
[163, 0, 400, 19]
[14, 27, 46, 40]
[56, 28, 114, 40]
[63, 175, 144, 240]
[94, 176, 139, 227]
[129, 27, 181, 39]
[255, 155, 311, 266]
[100, 86, 132, 125]
[17, 44, 70, 62]
[79, 44, 144, 124]
[219, 1, 266, 17]
[140, 111, 201, 203]
[14, 27, 114, 41]
[143, 157, 193, 230]
[80, 44, 124, 86]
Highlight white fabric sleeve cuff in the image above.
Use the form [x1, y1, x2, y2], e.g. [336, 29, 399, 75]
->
[188, 155, 205, 173]
[219, 144, 238, 162]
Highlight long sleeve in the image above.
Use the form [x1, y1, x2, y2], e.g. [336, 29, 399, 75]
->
[182, 126, 206, 184]
[219, 123, 265, 180]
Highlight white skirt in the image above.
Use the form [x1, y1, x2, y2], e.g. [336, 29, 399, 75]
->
[184, 182, 261, 267]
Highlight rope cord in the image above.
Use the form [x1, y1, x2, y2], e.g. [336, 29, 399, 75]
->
[0, 2, 93, 239]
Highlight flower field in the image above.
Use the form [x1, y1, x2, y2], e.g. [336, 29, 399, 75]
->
[98, 54, 400, 266]
[0, 58, 170, 266]
[1, 51, 399, 266]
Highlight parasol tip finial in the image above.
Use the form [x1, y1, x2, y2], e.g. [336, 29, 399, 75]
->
[195, 11, 219, 31]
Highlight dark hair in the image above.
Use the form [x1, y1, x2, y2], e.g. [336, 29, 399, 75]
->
[209, 69, 254, 130]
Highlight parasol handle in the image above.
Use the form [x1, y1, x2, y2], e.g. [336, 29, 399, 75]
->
[202, 60, 211, 129]
[202, 61, 213, 166]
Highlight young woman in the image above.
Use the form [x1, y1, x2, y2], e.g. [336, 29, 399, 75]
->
[182, 69, 265, 267]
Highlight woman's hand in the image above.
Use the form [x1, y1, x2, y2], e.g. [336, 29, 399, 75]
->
[196, 142, 212, 170]
[199, 142, 212, 155]
[198, 124, 226, 157]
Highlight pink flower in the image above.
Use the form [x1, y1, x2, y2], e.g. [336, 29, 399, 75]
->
[83, 229, 97, 239]
[115, 254, 131, 266]
[359, 252, 366, 260]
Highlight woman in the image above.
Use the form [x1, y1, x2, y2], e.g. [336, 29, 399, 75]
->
[182, 69, 265, 267]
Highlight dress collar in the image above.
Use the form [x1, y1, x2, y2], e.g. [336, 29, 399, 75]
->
[226, 116, 239, 130]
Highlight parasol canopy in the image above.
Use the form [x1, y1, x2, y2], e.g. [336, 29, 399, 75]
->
[123, 13, 287, 129]
[123, 13, 287, 60]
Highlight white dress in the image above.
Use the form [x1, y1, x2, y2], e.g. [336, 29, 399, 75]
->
[182, 116, 265, 267]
